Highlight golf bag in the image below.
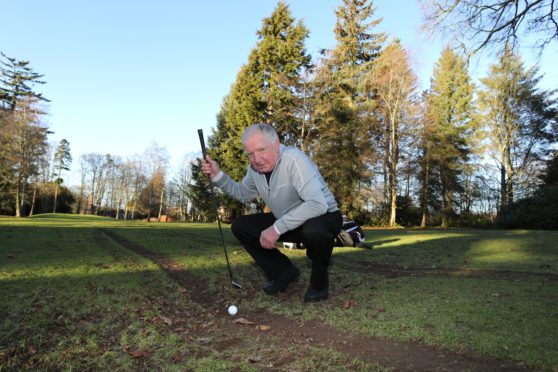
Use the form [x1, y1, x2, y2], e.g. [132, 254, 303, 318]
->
[335, 216, 371, 248]
[283, 216, 371, 250]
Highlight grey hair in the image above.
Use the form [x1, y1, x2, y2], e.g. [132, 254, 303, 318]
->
[241, 123, 279, 146]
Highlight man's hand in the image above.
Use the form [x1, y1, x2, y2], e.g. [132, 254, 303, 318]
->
[200, 155, 220, 179]
[260, 225, 280, 249]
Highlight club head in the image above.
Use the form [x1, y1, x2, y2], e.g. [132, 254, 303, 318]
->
[231, 281, 242, 289]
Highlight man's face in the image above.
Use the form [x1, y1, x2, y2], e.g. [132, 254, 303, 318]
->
[243, 132, 280, 173]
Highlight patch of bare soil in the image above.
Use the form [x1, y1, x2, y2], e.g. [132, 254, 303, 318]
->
[100, 229, 531, 371]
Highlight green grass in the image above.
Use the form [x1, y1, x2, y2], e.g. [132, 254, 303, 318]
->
[355, 228, 558, 272]
[1, 214, 557, 370]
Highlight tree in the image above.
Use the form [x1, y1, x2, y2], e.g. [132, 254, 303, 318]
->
[211, 1, 312, 185]
[105, 156, 123, 218]
[423, 0, 558, 55]
[361, 40, 418, 226]
[312, 0, 386, 216]
[0, 53, 49, 216]
[495, 149, 558, 230]
[76, 154, 90, 214]
[187, 159, 215, 222]
[81, 153, 111, 214]
[141, 143, 169, 220]
[0, 52, 49, 110]
[171, 154, 195, 221]
[478, 45, 557, 210]
[540, 150, 558, 186]
[423, 46, 476, 226]
[416, 91, 434, 226]
[28, 146, 53, 216]
[117, 159, 139, 220]
[52, 139, 72, 213]
[0, 98, 49, 217]
[129, 157, 146, 220]
[256, 1, 313, 145]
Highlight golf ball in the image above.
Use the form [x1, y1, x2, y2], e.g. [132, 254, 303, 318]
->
[227, 305, 238, 316]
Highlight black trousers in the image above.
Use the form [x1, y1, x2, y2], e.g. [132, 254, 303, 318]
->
[231, 210, 342, 290]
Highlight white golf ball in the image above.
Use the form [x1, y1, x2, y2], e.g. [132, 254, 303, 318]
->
[227, 305, 238, 316]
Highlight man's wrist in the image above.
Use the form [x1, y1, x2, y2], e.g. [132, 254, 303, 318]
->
[211, 170, 224, 183]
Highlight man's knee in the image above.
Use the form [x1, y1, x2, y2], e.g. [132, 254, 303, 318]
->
[231, 215, 249, 237]
[300, 218, 333, 242]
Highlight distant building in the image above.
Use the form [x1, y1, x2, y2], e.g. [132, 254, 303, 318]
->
[146, 215, 176, 222]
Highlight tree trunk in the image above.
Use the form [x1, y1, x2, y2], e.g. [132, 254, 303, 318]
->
[115, 196, 121, 219]
[505, 147, 514, 205]
[123, 193, 129, 220]
[131, 198, 137, 220]
[420, 149, 430, 228]
[14, 176, 23, 218]
[389, 113, 399, 227]
[383, 124, 390, 202]
[499, 150, 507, 211]
[157, 186, 165, 222]
[29, 179, 38, 216]
[440, 169, 449, 227]
[147, 185, 153, 220]
[389, 180, 397, 226]
[53, 184, 59, 213]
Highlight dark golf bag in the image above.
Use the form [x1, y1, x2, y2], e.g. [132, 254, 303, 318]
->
[335, 216, 371, 248]
[283, 216, 371, 250]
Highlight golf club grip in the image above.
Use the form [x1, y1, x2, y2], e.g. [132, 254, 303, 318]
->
[197, 129, 207, 159]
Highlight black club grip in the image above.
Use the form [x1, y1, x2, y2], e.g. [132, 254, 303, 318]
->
[197, 129, 207, 159]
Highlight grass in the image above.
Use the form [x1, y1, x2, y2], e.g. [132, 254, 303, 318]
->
[1, 214, 557, 370]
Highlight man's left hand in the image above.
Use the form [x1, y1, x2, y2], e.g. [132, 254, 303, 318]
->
[260, 226, 279, 249]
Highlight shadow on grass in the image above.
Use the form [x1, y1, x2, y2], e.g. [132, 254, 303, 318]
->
[334, 228, 558, 275]
[1, 219, 557, 371]
[2, 223, 557, 280]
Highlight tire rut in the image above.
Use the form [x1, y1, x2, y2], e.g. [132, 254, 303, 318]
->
[100, 228, 532, 371]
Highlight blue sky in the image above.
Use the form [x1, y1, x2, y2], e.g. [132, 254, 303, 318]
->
[3, 1, 556, 185]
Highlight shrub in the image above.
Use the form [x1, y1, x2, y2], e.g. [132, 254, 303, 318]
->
[496, 185, 558, 230]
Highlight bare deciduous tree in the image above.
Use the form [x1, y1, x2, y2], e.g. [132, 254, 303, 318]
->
[0, 99, 48, 217]
[422, 0, 558, 55]
[362, 40, 418, 226]
[142, 143, 169, 221]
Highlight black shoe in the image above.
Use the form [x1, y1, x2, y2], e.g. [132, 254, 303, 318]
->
[304, 285, 329, 302]
[262, 264, 300, 295]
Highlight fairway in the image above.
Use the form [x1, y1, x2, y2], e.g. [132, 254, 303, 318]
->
[1, 214, 557, 371]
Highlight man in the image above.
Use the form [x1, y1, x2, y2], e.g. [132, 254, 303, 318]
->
[201, 123, 342, 302]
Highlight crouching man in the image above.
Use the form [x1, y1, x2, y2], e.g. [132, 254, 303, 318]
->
[200, 123, 342, 302]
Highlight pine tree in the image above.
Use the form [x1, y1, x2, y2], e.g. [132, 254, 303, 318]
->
[0, 52, 49, 111]
[212, 66, 261, 182]
[478, 45, 557, 210]
[52, 139, 72, 213]
[0, 53, 49, 215]
[425, 46, 475, 226]
[210, 1, 311, 185]
[187, 159, 215, 222]
[312, 0, 386, 216]
[256, 1, 312, 144]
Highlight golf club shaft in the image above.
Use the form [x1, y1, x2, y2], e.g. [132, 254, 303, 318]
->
[197, 129, 241, 289]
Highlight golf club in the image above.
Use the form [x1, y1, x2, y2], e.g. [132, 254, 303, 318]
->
[197, 129, 242, 289]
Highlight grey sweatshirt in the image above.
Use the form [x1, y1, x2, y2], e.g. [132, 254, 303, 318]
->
[213, 145, 338, 234]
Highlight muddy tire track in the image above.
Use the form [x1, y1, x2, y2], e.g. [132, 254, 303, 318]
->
[100, 229, 531, 371]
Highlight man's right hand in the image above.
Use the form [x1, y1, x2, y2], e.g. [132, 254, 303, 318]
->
[200, 155, 220, 179]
